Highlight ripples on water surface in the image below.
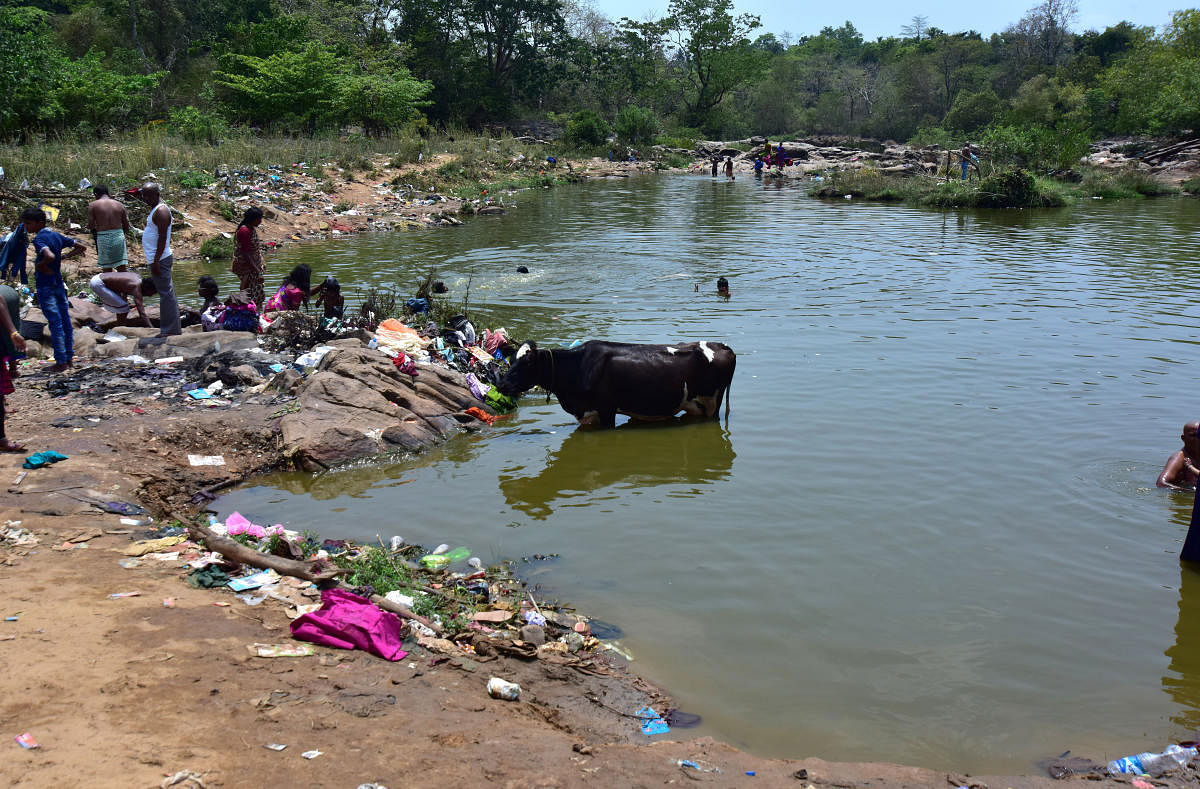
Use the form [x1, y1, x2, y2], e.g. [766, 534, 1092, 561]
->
[212, 176, 1200, 772]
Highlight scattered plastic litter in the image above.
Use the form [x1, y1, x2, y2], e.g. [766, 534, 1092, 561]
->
[636, 706, 670, 736]
[162, 597, 176, 608]
[487, 677, 521, 700]
[22, 450, 69, 469]
[248, 643, 315, 658]
[109, 591, 141, 599]
[118, 558, 141, 569]
[14, 733, 39, 749]
[265, 743, 287, 751]
[420, 546, 469, 569]
[302, 749, 322, 759]
[187, 454, 225, 466]
[228, 570, 275, 592]
[5, 615, 18, 622]
[185, 388, 213, 400]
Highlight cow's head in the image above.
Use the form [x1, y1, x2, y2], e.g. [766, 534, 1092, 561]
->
[497, 341, 540, 396]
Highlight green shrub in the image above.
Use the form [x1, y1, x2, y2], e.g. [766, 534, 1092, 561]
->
[176, 170, 210, 189]
[565, 109, 610, 146]
[215, 200, 237, 221]
[333, 200, 353, 212]
[167, 106, 229, 144]
[199, 235, 233, 259]
[1183, 177, 1200, 194]
[614, 106, 658, 145]
[975, 169, 1037, 207]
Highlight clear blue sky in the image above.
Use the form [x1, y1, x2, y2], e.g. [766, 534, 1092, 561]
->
[591, 0, 1183, 40]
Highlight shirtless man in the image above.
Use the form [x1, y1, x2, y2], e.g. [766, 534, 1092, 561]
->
[88, 270, 157, 328]
[1157, 421, 1200, 490]
[87, 185, 132, 272]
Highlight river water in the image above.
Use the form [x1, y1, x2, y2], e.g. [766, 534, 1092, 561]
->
[206, 175, 1200, 772]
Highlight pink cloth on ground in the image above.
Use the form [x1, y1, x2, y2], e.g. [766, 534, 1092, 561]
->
[290, 588, 409, 661]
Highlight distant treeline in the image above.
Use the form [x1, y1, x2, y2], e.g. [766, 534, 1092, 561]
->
[3, 0, 1199, 165]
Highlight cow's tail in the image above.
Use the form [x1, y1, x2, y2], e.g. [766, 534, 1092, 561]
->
[723, 378, 732, 420]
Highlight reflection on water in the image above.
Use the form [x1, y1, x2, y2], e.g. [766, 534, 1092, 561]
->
[210, 177, 1200, 772]
[1166, 561, 1200, 730]
[499, 420, 735, 518]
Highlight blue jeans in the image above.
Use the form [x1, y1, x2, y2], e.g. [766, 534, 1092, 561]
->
[961, 161, 969, 180]
[36, 282, 72, 366]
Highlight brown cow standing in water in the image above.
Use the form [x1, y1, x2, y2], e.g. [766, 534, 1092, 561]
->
[497, 340, 736, 427]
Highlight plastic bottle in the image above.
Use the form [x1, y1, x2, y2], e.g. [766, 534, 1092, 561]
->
[1108, 744, 1198, 776]
[420, 546, 470, 569]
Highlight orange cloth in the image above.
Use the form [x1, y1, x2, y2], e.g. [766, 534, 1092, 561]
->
[465, 407, 501, 425]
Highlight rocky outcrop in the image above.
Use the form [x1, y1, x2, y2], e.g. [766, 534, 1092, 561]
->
[280, 345, 484, 471]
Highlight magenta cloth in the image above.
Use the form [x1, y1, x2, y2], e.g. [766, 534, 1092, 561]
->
[290, 588, 409, 661]
[483, 328, 507, 354]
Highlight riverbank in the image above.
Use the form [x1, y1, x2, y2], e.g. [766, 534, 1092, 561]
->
[0, 131, 665, 268]
[0, 331, 1178, 788]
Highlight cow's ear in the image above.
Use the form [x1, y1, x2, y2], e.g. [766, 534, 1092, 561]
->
[516, 342, 533, 360]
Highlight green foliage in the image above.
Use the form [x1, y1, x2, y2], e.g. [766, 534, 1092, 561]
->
[215, 43, 341, 130]
[975, 169, 1037, 207]
[216, 200, 237, 221]
[664, 0, 767, 127]
[336, 546, 414, 595]
[980, 123, 1090, 171]
[943, 89, 1003, 133]
[176, 170, 211, 189]
[1183, 176, 1200, 195]
[199, 236, 234, 259]
[614, 106, 659, 145]
[1080, 169, 1177, 198]
[565, 110, 610, 145]
[168, 106, 229, 143]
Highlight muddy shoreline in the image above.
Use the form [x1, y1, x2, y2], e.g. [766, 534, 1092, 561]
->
[0, 166, 1190, 787]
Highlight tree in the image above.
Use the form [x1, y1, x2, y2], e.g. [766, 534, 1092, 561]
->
[901, 15, 930, 41]
[0, 7, 66, 137]
[662, 0, 765, 127]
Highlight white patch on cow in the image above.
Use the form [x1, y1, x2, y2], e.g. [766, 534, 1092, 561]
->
[699, 341, 715, 362]
[665, 346, 679, 355]
[579, 410, 600, 426]
[516, 343, 532, 360]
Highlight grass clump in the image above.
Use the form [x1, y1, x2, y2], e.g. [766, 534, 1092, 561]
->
[198, 236, 233, 259]
[814, 167, 1069, 208]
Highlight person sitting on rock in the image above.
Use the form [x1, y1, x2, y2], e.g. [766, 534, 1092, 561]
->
[218, 291, 259, 333]
[88, 270, 156, 328]
[197, 275, 224, 331]
[1158, 421, 1200, 490]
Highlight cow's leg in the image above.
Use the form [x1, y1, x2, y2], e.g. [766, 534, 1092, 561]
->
[577, 410, 602, 427]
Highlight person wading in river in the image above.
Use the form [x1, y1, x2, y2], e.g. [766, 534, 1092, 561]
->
[1158, 421, 1200, 490]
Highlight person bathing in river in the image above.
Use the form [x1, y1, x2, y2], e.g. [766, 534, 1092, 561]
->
[315, 276, 344, 321]
[724, 157, 734, 179]
[263, 264, 318, 314]
[1158, 421, 1200, 490]
[717, 277, 730, 298]
[710, 156, 719, 177]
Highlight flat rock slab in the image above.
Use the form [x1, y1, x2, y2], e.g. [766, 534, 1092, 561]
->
[281, 346, 484, 470]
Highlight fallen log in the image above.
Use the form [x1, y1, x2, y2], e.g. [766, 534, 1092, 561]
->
[179, 515, 443, 633]
[184, 520, 343, 583]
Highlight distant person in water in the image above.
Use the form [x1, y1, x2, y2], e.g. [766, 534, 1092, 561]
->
[710, 157, 719, 177]
[753, 157, 764, 175]
[717, 277, 730, 298]
[1158, 421, 1200, 490]
[724, 157, 734, 178]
